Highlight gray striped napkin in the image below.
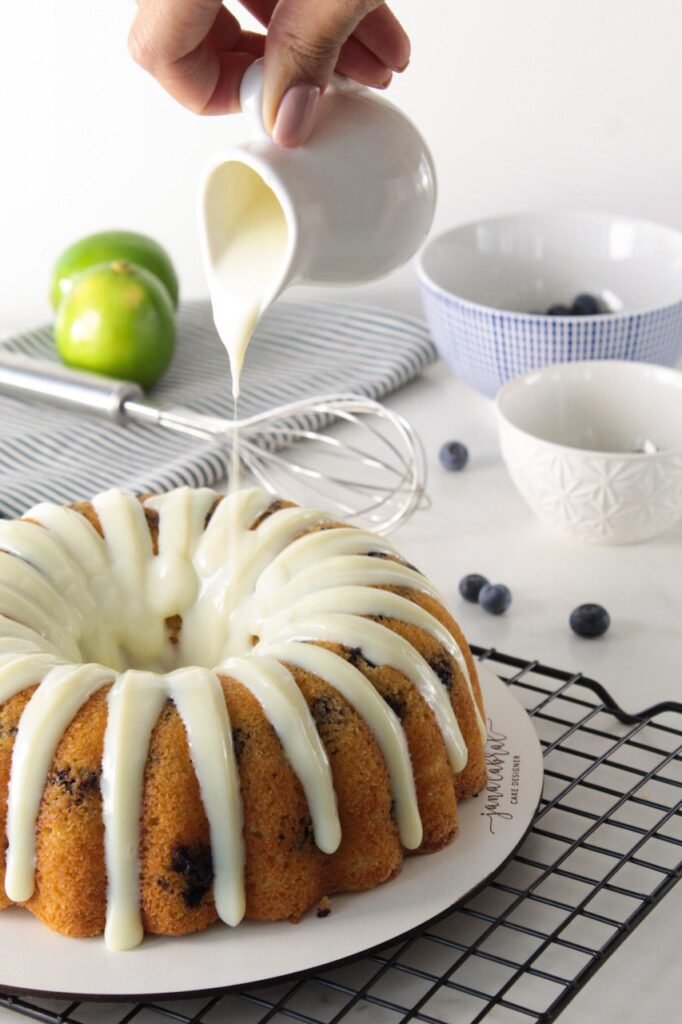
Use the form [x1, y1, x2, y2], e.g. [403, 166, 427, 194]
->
[0, 299, 435, 518]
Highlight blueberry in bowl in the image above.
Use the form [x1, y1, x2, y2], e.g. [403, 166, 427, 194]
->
[571, 292, 601, 315]
[544, 293, 603, 316]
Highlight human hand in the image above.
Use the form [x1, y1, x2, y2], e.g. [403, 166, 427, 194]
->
[128, 1, 410, 147]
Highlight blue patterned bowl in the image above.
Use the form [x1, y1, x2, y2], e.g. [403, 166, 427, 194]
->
[417, 212, 682, 398]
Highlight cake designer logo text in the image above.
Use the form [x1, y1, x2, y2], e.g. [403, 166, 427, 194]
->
[481, 719, 521, 834]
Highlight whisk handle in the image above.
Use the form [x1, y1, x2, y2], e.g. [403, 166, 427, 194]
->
[0, 352, 144, 421]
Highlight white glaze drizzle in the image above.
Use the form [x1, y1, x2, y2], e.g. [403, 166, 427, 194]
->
[0, 652, 63, 701]
[145, 488, 215, 619]
[253, 555, 445, 621]
[258, 613, 468, 773]
[218, 656, 341, 854]
[0, 585, 72, 654]
[254, 527, 399, 597]
[0, 617, 61, 656]
[0, 487, 482, 949]
[257, 640, 422, 849]
[179, 487, 274, 666]
[260, 586, 486, 742]
[166, 667, 244, 928]
[0, 519, 90, 608]
[5, 663, 113, 903]
[102, 670, 168, 950]
[0, 551, 80, 637]
[102, 666, 246, 951]
[23, 503, 121, 665]
[93, 491, 167, 669]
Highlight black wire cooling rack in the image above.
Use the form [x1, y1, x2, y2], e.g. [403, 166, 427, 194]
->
[1, 646, 680, 1024]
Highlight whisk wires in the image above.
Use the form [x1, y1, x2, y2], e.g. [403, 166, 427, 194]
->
[221, 394, 428, 534]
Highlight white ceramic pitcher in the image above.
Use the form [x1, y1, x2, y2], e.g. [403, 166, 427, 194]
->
[199, 60, 437, 322]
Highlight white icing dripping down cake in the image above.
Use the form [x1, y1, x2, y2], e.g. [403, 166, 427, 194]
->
[0, 487, 487, 950]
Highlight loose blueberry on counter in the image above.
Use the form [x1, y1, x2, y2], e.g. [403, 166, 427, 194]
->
[439, 440, 469, 471]
[572, 292, 600, 315]
[570, 603, 610, 638]
[459, 573, 489, 603]
[479, 583, 512, 615]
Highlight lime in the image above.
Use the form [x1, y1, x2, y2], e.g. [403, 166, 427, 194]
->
[54, 260, 175, 389]
[50, 230, 179, 310]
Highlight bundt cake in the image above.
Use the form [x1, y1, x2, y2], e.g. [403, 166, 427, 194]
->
[0, 486, 487, 950]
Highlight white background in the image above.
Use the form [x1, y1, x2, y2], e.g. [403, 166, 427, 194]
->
[2, 0, 682, 331]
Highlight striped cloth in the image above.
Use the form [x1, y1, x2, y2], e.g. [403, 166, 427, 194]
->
[0, 299, 435, 518]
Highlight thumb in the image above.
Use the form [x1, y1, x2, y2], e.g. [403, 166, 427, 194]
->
[264, 0, 382, 147]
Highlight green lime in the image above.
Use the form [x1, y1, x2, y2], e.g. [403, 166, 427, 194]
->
[54, 260, 175, 389]
[50, 230, 179, 310]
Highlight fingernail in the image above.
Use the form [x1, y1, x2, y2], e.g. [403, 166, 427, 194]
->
[393, 57, 410, 72]
[273, 83, 321, 148]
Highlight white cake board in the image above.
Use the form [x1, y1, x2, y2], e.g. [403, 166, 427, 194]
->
[0, 665, 544, 1000]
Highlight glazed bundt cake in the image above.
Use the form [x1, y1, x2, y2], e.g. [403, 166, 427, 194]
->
[0, 486, 487, 950]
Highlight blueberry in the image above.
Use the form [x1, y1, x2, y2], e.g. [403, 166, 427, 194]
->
[546, 304, 573, 316]
[439, 441, 469, 471]
[459, 573, 489, 603]
[572, 292, 600, 316]
[479, 583, 512, 615]
[570, 603, 610, 638]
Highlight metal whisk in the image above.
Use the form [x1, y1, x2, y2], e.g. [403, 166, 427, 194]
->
[229, 394, 428, 534]
[0, 353, 427, 534]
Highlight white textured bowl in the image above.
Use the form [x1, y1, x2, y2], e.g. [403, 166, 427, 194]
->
[497, 361, 682, 544]
[418, 212, 682, 397]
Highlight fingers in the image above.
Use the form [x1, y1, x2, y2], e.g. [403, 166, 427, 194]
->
[129, 0, 262, 114]
[200, 50, 261, 114]
[233, 31, 267, 59]
[352, 5, 410, 72]
[128, 0, 410, 135]
[262, 0, 380, 144]
[242, 0, 407, 75]
[205, 4, 244, 53]
[334, 35, 392, 89]
[243, 0, 393, 88]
